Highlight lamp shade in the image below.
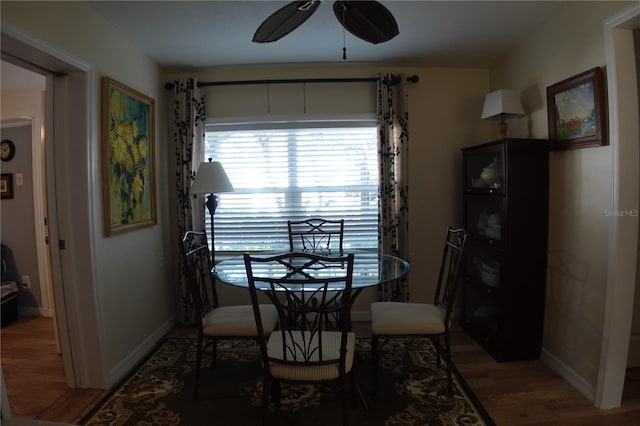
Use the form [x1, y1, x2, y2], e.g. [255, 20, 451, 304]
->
[481, 89, 525, 120]
[191, 160, 234, 194]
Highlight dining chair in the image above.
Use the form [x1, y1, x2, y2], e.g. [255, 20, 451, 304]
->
[243, 251, 362, 426]
[180, 230, 279, 399]
[287, 218, 345, 253]
[370, 226, 467, 396]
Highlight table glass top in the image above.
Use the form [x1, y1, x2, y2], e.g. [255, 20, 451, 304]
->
[213, 250, 410, 290]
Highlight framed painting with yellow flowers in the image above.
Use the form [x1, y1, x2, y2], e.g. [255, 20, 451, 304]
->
[102, 77, 156, 236]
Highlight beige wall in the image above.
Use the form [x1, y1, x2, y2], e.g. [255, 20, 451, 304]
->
[170, 65, 491, 311]
[2, 1, 174, 385]
[489, 1, 632, 389]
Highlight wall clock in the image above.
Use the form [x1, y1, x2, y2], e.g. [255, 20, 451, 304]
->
[1, 139, 16, 162]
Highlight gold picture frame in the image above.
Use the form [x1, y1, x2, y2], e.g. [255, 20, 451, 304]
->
[102, 77, 157, 236]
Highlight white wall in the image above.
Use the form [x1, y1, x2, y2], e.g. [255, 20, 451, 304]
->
[489, 1, 632, 396]
[1, 1, 174, 387]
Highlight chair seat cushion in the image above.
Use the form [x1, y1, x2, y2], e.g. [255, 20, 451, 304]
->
[202, 304, 278, 336]
[371, 302, 445, 335]
[267, 330, 356, 381]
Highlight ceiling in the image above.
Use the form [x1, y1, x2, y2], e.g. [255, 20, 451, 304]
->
[88, 0, 564, 69]
[2, 1, 566, 90]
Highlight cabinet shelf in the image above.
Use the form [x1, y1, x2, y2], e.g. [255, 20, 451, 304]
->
[461, 138, 549, 362]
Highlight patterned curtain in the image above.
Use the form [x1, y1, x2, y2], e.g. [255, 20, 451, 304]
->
[377, 73, 410, 302]
[172, 78, 206, 325]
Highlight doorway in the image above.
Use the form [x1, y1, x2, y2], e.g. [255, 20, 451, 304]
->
[1, 27, 107, 404]
[0, 61, 63, 416]
[0, 62, 56, 321]
[2, 24, 104, 398]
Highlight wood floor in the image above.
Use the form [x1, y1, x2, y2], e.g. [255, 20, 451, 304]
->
[2, 316, 640, 425]
[1, 316, 106, 423]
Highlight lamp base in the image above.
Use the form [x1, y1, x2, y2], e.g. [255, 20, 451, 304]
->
[498, 120, 508, 139]
[205, 193, 218, 216]
[205, 193, 218, 265]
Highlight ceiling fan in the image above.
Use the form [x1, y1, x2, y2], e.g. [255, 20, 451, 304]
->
[253, 1, 399, 45]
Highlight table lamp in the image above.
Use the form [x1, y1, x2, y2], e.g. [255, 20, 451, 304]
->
[481, 89, 525, 139]
[190, 158, 234, 264]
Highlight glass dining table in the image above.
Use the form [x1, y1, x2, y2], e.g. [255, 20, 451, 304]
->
[213, 250, 410, 297]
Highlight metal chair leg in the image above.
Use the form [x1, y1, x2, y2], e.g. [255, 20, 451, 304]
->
[261, 373, 270, 426]
[341, 374, 350, 426]
[194, 336, 203, 400]
[371, 334, 379, 396]
[211, 338, 218, 369]
[444, 332, 453, 395]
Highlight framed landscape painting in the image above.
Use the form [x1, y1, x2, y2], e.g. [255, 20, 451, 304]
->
[102, 77, 157, 236]
[547, 67, 607, 150]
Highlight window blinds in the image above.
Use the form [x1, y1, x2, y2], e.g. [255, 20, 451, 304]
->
[204, 125, 379, 252]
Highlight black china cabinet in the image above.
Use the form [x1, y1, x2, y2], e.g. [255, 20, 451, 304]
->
[461, 138, 549, 361]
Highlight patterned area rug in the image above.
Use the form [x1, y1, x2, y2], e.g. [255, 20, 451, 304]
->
[82, 337, 494, 425]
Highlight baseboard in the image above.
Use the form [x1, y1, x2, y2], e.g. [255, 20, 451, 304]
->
[541, 347, 595, 402]
[107, 316, 176, 388]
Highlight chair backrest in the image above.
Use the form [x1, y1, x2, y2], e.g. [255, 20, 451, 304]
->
[287, 218, 345, 253]
[180, 231, 218, 328]
[434, 227, 468, 323]
[244, 251, 355, 366]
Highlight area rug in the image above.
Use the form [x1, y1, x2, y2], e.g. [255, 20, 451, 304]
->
[81, 336, 494, 426]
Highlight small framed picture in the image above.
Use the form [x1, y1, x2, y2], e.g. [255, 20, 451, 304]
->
[1, 173, 14, 199]
[547, 67, 607, 150]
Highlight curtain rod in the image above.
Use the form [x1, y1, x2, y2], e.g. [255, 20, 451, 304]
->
[164, 75, 419, 90]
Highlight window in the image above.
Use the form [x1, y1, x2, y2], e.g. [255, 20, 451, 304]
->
[205, 122, 379, 252]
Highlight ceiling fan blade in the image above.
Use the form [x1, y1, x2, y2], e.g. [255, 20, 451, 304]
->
[253, 1, 321, 43]
[333, 1, 399, 44]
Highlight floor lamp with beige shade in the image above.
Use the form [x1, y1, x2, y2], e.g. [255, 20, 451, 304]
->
[190, 158, 234, 264]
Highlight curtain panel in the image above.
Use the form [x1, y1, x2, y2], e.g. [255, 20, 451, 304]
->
[172, 78, 206, 325]
[377, 73, 410, 302]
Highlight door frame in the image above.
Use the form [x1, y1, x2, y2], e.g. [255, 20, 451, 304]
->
[2, 24, 104, 388]
[598, 3, 640, 409]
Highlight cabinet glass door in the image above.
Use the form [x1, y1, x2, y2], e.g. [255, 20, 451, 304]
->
[465, 195, 505, 244]
[463, 285, 502, 342]
[466, 241, 501, 291]
[464, 143, 505, 194]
